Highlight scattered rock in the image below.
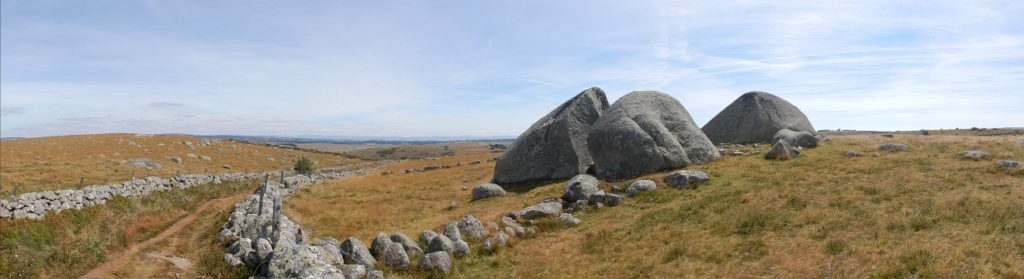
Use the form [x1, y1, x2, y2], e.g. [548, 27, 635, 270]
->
[493, 87, 610, 185]
[340, 237, 376, 269]
[418, 251, 452, 274]
[456, 215, 487, 242]
[561, 174, 600, 203]
[426, 234, 454, 254]
[559, 213, 581, 227]
[200, 155, 212, 161]
[880, 143, 908, 152]
[765, 140, 800, 160]
[471, 183, 506, 201]
[222, 164, 232, 170]
[997, 160, 1021, 169]
[382, 242, 410, 270]
[442, 222, 462, 242]
[515, 201, 562, 220]
[772, 128, 818, 148]
[702, 91, 816, 144]
[390, 232, 423, 258]
[845, 150, 860, 157]
[625, 180, 656, 196]
[166, 156, 182, 164]
[662, 170, 709, 189]
[370, 232, 394, 259]
[367, 269, 384, 279]
[449, 201, 457, 210]
[452, 239, 470, 258]
[917, 129, 930, 136]
[961, 150, 991, 160]
[128, 158, 162, 169]
[588, 91, 720, 180]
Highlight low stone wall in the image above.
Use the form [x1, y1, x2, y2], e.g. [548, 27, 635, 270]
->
[0, 162, 384, 221]
[218, 170, 372, 277]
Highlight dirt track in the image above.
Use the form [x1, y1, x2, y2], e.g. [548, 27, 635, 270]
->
[79, 193, 247, 279]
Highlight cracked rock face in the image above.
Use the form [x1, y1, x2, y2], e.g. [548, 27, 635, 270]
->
[588, 91, 720, 180]
[493, 87, 610, 185]
[702, 91, 816, 145]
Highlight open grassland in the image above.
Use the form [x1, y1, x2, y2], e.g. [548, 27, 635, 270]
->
[285, 143, 538, 242]
[0, 180, 256, 279]
[289, 134, 1023, 278]
[300, 142, 490, 161]
[0, 133, 360, 195]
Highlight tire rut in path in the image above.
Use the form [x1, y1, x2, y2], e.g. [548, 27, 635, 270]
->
[79, 193, 246, 279]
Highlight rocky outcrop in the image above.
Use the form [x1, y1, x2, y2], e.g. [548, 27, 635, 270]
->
[493, 87, 610, 185]
[702, 91, 816, 144]
[588, 91, 720, 180]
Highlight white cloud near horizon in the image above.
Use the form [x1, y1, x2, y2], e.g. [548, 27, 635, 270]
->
[2, 0, 1023, 138]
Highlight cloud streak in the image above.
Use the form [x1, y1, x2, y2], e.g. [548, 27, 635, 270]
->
[2, 0, 1023, 138]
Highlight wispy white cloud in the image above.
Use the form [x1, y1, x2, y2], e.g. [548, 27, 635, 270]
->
[2, 0, 1022, 138]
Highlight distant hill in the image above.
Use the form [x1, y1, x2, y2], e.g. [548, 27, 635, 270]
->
[197, 134, 515, 145]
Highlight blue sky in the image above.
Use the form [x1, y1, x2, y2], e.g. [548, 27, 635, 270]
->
[2, 0, 1023, 138]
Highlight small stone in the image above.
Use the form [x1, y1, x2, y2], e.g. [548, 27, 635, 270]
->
[625, 180, 657, 196]
[662, 170, 709, 189]
[845, 150, 859, 157]
[418, 251, 452, 273]
[471, 183, 507, 200]
[452, 239, 470, 258]
[879, 143, 908, 152]
[997, 160, 1022, 169]
[367, 270, 384, 279]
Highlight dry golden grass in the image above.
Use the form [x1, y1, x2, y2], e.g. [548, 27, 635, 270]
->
[284, 143, 548, 242]
[287, 134, 1024, 278]
[0, 133, 360, 195]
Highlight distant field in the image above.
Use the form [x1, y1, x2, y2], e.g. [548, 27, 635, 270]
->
[0, 133, 360, 195]
[287, 134, 1023, 278]
[298, 142, 503, 161]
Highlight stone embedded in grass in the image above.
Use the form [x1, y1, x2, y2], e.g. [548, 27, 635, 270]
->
[765, 140, 800, 160]
[370, 232, 394, 259]
[340, 264, 367, 279]
[663, 170, 709, 189]
[996, 160, 1021, 169]
[418, 230, 438, 247]
[367, 270, 384, 279]
[383, 242, 410, 270]
[879, 143, 908, 152]
[515, 201, 563, 220]
[625, 180, 657, 196]
[165, 156, 182, 164]
[128, 158, 161, 169]
[559, 213, 581, 227]
[961, 150, 991, 160]
[442, 221, 462, 241]
[418, 251, 452, 273]
[340, 237, 376, 269]
[845, 150, 860, 157]
[426, 234, 455, 254]
[452, 239, 470, 258]
[773, 128, 818, 148]
[471, 183, 507, 201]
[390, 232, 423, 258]
[562, 174, 600, 203]
[456, 215, 488, 242]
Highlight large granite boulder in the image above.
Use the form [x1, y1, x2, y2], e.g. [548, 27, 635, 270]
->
[588, 91, 720, 180]
[493, 87, 610, 184]
[702, 91, 816, 144]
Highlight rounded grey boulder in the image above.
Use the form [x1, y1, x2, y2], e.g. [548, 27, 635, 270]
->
[493, 87, 610, 185]
[418, 251, 452, 273]
[383, 242, 410, 270]
[369, 232, 394, 259]
[625, 180, 656, 196]
[561, 174, 600, 203]
[702, 91, 816, 144]
[765, 140, 800, 160]
[773, 129, 818, 148]
[340, 237, 376, 269]
[588, 91, 720, 180]
[426, 234, 454, 254]
[390, 232, 423, 258]
[471, 183, 506, 201]
[456, 215, 488, 242]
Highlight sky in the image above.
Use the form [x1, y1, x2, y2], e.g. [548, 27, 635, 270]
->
[2, 0, 1023, 139]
